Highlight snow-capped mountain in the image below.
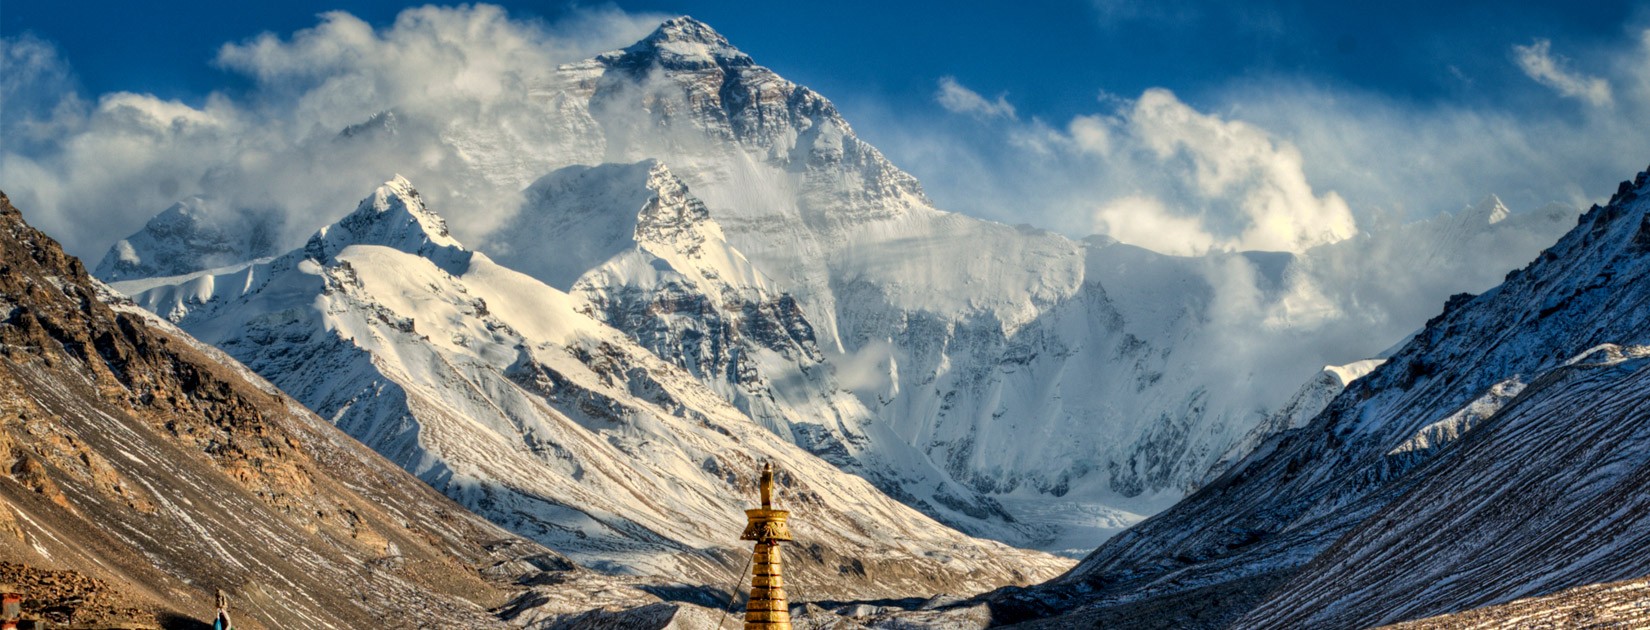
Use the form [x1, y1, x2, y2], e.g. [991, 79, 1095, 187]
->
[445, 16, 1578, 552]
[991, 167, 1650, 628]
[93, 197, 283, 282]
[489, 159, 1035, 544]
[498, 160, 864, 460]
[97, 16, 1579, 556]
[116, 176, 1069, 598]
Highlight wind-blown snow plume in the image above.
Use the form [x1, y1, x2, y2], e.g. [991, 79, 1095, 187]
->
[936, 76, 1018, 119]
[1514, 38, 1613, 106]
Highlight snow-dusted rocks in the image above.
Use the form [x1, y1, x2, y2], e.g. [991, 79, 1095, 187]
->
[121, 176, 1070, 598]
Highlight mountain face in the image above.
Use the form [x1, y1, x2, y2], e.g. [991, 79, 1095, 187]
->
[990, 167, 1650, 628]
[96, 17, 1579, 556]
[489, 160, 1031, 545]
[116, 176, 1070, 598]
[93, 197, 283, 282]
[0, 190, 578, 628]
[409, 17, 1578, 552]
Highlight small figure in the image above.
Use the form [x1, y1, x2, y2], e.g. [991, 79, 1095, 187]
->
[212, 589, 233, 630]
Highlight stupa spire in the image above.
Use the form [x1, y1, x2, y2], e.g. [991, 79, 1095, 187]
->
[740, 462, 793, 629]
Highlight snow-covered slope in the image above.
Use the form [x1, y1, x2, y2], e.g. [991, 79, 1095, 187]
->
[992, 166, 1650, 628]
[96, 16, 1580, 555]
[1243, 345, 1650, 628]
[118, 176, 1069, 598]
[1205, 358, 1385, 485]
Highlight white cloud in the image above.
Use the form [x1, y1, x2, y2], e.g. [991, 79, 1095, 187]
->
[936, 76, 1017, 119]
[835, 27, 1649, 394]
[1514, 38, 1613, 106]
[1123, 88, 1357, 252]
[1, 35, 88, 152]
[865, 27, 1650, 260]
[0, 5, 667, 259]
[1092, 194, 1217, 255]
[1058, 89, 1358, 254]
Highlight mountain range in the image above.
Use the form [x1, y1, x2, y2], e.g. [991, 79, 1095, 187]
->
[96, 17, 1578, 562]
[3, 11, 1646, 630]
[112, 172, 1067, 598]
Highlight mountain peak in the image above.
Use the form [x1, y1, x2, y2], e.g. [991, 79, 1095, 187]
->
[647, 16, 729, 46]
[633, 160, 721, 250]
[302, 175, 469, 271]
[1465, 194, 1511, 225]
[489, 160, 733, 290]
[611, 16, 751, 70]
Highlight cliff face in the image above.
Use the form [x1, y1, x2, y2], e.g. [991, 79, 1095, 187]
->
[0, 189, 571, 627]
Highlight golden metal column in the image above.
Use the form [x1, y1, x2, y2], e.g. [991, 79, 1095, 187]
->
[740, 462, 793, 629]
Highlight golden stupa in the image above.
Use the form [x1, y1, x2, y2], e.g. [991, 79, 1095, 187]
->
[740, 462, 793, 629]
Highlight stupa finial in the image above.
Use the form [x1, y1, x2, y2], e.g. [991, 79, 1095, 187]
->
[741, 461, 793, 628]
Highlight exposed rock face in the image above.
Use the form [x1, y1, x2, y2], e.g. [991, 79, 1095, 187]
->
[987, 167, 1650, 627]
[0, 563, 153, 628]
[0, 189, 580, 627]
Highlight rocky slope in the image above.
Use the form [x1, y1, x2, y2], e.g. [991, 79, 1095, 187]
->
[1381, 575, 1650, 629]
[117, 176, 1071, 599]
[988, 167, 1650, 627]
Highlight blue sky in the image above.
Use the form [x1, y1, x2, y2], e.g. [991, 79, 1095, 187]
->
[7, 1, 1645, 120]
[4, 1, 1650, 258]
